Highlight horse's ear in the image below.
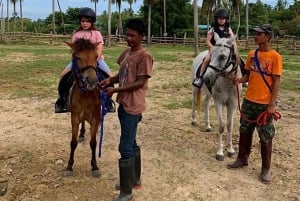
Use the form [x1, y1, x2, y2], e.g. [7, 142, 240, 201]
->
[92, 42, 101, 49]
[64, 41, 75, 50]
[226, 36, 236, 46]
[214, 32, 220, 42]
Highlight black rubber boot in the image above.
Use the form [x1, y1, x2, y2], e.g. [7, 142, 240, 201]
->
[192, 76, 204, 88]
[260, 139, 272, 184]
[115, 147, 141, 190]
[55, 97, 68, 113]
[227, 133, 253, 168]
[115, 158, 134, 201]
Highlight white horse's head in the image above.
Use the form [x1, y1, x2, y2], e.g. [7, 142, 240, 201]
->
[203, 34, 239, 88]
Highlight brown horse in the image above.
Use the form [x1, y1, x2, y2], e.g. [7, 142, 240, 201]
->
[64, 39, 101, 177]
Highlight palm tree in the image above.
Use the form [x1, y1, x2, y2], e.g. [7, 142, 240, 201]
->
[145, 0, 159, 46]
[10, 0, 17, 34]
[52, 0, 56, 34]
[245, 0, 249, 49]
[127, 0, 136, 17]
[56, 0, 65, 34]
[107, 0, 112, 47]
[6, 0, 9, 32]
[163, 0, 167, 36]
[231, 0, 240, 39]
[193, 0, 199, 55]
[19, 0, 23, 33]
[90, 0, 98, 21]
[112, 0, 123, 35]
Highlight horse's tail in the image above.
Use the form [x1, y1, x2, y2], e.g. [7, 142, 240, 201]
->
[196, 89, 201, 113]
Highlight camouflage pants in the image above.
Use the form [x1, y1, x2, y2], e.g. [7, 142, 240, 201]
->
[240, 99, 275, 141]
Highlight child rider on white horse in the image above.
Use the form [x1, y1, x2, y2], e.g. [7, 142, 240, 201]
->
[192, 8, 235, 88]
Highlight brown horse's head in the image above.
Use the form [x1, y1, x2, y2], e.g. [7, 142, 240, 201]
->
[65, 39, 100, 91]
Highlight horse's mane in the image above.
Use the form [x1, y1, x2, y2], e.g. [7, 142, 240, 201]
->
[72, 38, 96, 52]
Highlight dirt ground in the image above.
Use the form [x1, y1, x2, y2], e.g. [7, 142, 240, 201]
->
[0, 59, 300, 201]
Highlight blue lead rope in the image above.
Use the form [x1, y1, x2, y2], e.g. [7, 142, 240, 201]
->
[98, 91, 109, 158]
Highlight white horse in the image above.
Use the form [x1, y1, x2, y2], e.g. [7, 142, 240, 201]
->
[191, 35, 242, 161]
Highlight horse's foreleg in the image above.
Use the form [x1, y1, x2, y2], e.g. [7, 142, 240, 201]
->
[90, 121, 100, 178]
[65, 118, 80, 177]
[204, 95, 212, 132]
[226, 108, 235, 158]
[78, 121, 85, 142]
[215, 103, 224, 161]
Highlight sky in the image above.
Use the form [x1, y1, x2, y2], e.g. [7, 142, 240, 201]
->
[0, 0, 292, 21]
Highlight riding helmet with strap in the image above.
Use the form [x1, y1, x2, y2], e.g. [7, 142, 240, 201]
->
[78, 7, 96, 23]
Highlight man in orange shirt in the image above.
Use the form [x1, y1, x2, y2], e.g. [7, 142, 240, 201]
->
[227, 23, 282, 184]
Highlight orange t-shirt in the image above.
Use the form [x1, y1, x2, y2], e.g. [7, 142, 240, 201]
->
[116, 48, 153, 115]
[245, 49, 282, 104]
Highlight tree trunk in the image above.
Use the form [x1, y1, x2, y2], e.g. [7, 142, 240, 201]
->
[245, 0, 249, 49]
[147, 4, 152, 46]
[20, 0, 23, 33]
[52, 0, 56, 34]
[107, 0, 112, 47]
[56, 0, 65, 34]
[193, 0, 199, 56]
[6, 0, 9, 32]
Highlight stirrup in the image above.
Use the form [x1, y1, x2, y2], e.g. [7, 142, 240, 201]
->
[108, 99, 116, 113]
[192, 77, 203, 88]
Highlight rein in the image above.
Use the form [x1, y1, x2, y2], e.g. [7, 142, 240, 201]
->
[236, 85, 281, 126]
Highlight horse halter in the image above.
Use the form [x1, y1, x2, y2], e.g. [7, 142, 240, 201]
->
[207, 44, 238, 77]
[72, 56, 98, 93]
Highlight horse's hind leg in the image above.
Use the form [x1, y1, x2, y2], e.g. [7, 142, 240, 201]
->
[90, 121, 100, 178]
[78, 121, 85, 142]
[65, 119, 79, 177]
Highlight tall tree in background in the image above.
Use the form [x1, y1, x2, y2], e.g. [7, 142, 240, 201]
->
[6, 0, 9, 31]
[19, 0, 22, 33]
[145, 0, 156, 45]
[113, 0, 123, 35]
[127, 0, 136, 17]
[107, 0, 112, 47]
[91, 0, 98, 21]
[231, 0, 241, 39]
[245, 0, 249, 49]
[10, 0, 17, 33]
[56, 0, 65, 33]
[193, 0, 199, 55]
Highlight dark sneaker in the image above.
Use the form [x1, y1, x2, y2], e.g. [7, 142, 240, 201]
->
[55, 98, 68, 113]
[192, 77, 203, 88]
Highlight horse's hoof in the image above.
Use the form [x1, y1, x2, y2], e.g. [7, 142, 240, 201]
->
[216, 154, 224, 161]
[228, 152, 235, 158]
[205, 128, 213, 132]
[64, 170, 73, 177]
[78, 136, 85, 142]
[92, 170, 100, 178]
[191, 122, 198, 126]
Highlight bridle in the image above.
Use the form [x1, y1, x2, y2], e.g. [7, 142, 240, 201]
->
[71, 56, 98, 93]
[207, 44, 238, 77]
